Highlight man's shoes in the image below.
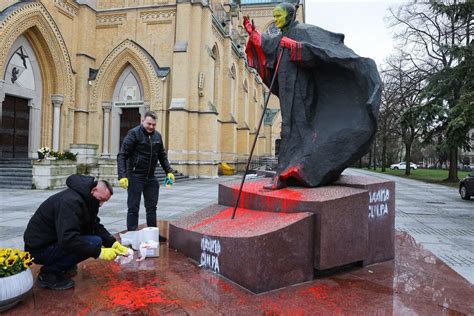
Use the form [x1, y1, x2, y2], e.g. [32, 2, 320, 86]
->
[159, 235, 167, 242]
[62, 265, 78, 278]
[37, 271, 75, 290]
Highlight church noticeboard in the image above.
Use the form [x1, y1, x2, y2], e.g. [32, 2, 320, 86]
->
[113, 101, 144, 107]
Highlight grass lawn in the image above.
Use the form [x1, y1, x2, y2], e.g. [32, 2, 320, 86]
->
[364, 168, 471, 188]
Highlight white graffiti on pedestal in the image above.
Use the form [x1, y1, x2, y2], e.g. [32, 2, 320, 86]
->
[368, 188, 390, 219]
[200, 236, 221, 273]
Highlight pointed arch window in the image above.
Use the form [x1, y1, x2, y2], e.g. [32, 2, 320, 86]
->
[112, 65, 144, 106]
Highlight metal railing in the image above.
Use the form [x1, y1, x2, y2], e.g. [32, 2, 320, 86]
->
[235, 156, 278, 173]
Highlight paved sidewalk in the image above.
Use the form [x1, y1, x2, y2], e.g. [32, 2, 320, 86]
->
[346, 168, 474, 284]
[0, 175, 241, 251]
[4, 171, 473, 315]
[1, 170, 472, 284]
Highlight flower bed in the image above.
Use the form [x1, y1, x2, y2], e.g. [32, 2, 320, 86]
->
[33, 159, 77, 189]
[0, 248, 34, 312]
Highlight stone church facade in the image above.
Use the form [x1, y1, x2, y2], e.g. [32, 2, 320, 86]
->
[0, 0, 303, 181]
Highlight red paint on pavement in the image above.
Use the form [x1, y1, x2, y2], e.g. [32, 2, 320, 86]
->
[108, 262, 121, 274]
[300, 284, 331, 300]
[101, 279, 178, 311]
[76, 307, 90, 316]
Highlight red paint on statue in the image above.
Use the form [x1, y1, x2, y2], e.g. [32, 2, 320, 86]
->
[279, 165, 302, 182]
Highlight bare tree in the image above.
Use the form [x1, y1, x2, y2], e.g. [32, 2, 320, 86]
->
[377, 69, 402, 172]
[388, 1, 473, 181]
[382, 53, 427, 176]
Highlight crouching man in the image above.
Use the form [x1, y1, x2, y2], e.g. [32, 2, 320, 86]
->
[24, 175, 130, 290]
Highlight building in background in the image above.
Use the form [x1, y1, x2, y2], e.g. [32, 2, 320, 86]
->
[0, 0, 303, 187]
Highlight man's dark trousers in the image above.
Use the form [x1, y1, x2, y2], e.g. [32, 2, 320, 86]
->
[28, 235, 102, 273]
[127, 174, 159, 231]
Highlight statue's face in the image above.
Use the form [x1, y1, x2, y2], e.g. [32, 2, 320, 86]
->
[273, 7, 288, 30]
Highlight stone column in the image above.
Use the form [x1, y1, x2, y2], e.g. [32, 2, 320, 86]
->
[101, 101, 112, 158]
[0, 80, 5, 125]
[51, 94, 64, 151]
[139, 101, 150, 120]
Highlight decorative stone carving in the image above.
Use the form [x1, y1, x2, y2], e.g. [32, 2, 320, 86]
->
[53, 0, 78, 18]
[140, 10, 176, 24]
[96, 14, 126, 28]
[241, 9, 274, 18]
[228, 66, 236, 79]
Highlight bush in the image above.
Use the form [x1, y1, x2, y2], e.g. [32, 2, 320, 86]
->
[49, 150, 77, 161]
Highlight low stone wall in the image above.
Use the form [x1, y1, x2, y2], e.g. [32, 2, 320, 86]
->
[70, 144, 99, 175]
[89, 158, 119, 186]
[33, 159, 77, 189]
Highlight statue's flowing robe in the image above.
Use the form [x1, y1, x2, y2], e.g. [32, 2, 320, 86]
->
[246, 22, 382, 187]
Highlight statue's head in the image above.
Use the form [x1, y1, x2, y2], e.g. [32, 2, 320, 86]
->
[273, 3, 296, 31]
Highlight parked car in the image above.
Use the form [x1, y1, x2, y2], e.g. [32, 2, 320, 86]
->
[390, 162, 418, 170]
[459, 173, 474, 200]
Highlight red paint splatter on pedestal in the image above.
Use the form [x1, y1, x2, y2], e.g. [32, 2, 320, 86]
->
[186, 207, 308, 237]
[231, 179, 308, 213]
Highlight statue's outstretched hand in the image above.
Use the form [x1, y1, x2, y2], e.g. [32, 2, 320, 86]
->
[243, 16, 254, 35]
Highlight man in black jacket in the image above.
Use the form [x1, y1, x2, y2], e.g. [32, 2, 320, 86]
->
[117, 111, 174, 233]
[24, 175, 130, 290]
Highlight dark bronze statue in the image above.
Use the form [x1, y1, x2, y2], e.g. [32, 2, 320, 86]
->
[244, 3, 382, 190]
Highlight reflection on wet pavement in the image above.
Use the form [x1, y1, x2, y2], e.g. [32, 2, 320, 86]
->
[5, 231, 473, 315]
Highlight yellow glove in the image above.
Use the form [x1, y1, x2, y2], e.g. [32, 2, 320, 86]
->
[99, 248, 119, 261]
[166, 173, 175, 183]
[119, 178, 128, 189]
[112, 241, 130, 256]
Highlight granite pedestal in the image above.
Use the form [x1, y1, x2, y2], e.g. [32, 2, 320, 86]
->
[170, 175, 395, 293]
[335, 175, 395, 265]
[169, 204, 314, 293]
[217, 179, 369, 270]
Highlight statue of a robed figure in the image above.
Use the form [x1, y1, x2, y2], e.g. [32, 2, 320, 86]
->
[244, 3, 382, 189]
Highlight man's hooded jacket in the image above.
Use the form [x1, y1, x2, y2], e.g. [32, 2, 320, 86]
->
[24, 175, 116, 258]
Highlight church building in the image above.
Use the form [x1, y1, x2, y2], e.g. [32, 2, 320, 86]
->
[0, 0, 303, 187]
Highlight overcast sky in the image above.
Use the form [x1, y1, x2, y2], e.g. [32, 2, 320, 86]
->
[305, 0, 404, 68]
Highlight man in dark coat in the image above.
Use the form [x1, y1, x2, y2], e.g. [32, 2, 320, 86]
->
[24, 175, 130, 290]
[117, 111, 174, 234]
[244, 3, 381, 189]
